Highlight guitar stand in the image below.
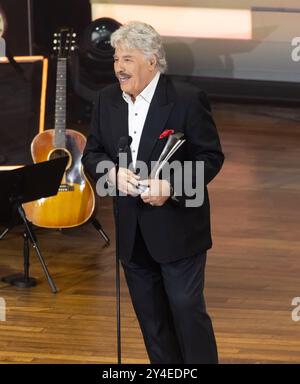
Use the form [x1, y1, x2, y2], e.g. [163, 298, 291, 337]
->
[0, 226, 10, 240]
[2, 203, 57, 293]
[1, 217, 110, 247]
[90, 217, 110, 247]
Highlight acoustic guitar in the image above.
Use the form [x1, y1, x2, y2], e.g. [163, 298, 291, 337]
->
[23, 28, 95, 228]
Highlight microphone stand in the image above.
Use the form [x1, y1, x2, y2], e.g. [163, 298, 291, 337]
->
[113, 136, 132, 364]
[115, 156, 122, 364]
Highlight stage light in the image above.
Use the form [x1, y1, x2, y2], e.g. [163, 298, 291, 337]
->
[70, 17, 121, 105]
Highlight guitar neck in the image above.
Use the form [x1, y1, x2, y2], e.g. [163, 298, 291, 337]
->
[54, 58, 67, 148]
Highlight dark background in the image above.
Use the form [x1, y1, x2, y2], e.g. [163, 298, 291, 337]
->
[0, 0, 91, 56]
[0, 0, 92, 165]
[0, 60, 43, 165]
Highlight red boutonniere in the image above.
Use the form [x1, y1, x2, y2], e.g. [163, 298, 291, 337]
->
[159, 129, 174, 139]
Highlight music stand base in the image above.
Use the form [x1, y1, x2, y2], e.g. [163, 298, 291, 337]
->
[2, 274, 37, 288]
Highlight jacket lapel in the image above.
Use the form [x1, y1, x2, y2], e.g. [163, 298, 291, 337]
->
[109, 92, 132, 165]
[136, 75, 174, 167]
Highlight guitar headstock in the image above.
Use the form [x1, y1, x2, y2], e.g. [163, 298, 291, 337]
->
[53, 28, 77, 58]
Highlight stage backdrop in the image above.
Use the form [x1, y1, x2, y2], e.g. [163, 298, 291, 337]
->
[0, 57, 47, 166]
[90, 0, 300, 83]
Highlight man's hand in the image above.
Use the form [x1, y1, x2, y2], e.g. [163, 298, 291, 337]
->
[139, 179, 172, 207]
[107, 167, 140, 196]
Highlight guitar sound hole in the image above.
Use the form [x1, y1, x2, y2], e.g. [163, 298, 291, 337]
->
[49, 149, 69, 160]
[49, 149, 71, 170]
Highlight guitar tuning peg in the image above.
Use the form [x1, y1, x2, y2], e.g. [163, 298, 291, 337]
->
[53, 47, 57, 50]
[71, 47, 75, 51]
[53, 39, 57, 44]
[73, 33, 77, 37]
[54, 33, 57, 37]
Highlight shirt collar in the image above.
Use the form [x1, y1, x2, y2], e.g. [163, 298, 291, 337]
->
[122, 71, 160, 104]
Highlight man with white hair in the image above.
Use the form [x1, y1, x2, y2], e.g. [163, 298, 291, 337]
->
[82, 21, 224, 364]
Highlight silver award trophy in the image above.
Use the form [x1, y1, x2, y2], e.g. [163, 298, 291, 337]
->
[137, 132, 186, 194]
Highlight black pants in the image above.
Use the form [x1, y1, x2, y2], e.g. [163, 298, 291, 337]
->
[122, 224, 218, 364]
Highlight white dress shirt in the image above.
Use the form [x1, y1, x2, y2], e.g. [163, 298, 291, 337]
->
[122, 71, 160, 168]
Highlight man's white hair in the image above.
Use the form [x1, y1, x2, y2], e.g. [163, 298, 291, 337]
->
[110, 21, 167, 73]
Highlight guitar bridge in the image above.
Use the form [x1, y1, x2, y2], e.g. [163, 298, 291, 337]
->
[59, 184, 74, 192]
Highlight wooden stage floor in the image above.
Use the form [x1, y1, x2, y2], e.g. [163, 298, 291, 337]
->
[0, 102, 300, 364]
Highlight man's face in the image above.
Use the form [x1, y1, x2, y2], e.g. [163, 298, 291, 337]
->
[114, 45, 157, 100]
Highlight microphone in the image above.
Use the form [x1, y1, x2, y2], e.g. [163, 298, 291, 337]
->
[118, 135, 132, 155]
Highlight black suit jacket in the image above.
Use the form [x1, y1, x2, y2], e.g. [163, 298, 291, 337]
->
[82, 75, 224, 264]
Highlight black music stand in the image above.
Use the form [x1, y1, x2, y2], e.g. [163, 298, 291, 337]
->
[0, 157, 68, 293]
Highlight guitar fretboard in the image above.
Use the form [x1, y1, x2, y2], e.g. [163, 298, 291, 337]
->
[54, 58, 67, 148]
